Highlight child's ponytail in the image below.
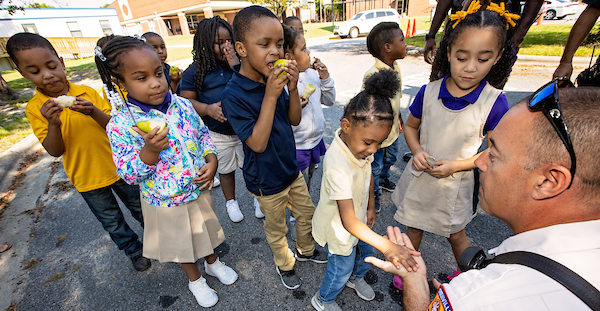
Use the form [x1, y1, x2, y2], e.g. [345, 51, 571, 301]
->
[343, 69, 398, 124]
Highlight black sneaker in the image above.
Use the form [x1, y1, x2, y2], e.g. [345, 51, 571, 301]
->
[276, 267, 301, 289]
[380, 179, 396, 192]
[131, 254, 151, 271]
[296, 248, 328, 263]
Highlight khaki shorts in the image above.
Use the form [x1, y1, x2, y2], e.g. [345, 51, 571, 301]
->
[209, 130, 244, 174]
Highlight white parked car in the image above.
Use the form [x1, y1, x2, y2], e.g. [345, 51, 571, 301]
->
[334, 9, 401, 39]
[543, 0, 578, 20]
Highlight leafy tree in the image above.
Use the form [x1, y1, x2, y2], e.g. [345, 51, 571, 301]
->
[27, 2, 54, 8]
[250, 0, 298, 20]
[0, 0, 25, 101]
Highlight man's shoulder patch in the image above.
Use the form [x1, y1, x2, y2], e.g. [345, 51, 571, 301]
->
[428, 285, 454, 311]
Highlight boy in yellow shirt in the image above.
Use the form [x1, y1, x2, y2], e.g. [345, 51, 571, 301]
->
[6, 33, 150, 271]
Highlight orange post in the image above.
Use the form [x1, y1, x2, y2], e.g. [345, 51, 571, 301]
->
[537, 2, 546, 25]
[406, 19, 412, 37]
[411, 18, 417, 37]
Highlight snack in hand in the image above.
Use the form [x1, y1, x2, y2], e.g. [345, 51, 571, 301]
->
[136, 120, 167, 134]
[169, 65, 178, 75]
[56, 95, 76, 108]
[301, 83, 316, 99]
[274, 59, 290, 78]
[426, 156, 436, 168]
[310, 57, 316, 67]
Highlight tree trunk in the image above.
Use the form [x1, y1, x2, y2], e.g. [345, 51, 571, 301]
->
[0, 74, 17, 101]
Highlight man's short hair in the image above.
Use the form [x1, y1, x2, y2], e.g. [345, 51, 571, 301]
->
[524, 87, 600, 203]
[367, 22, 401, 59]
[6, 32, 59, 67]
[233, 5, 278, 43]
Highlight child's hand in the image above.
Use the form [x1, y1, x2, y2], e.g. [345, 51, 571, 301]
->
[69, 98, 96, 116]
[313, 58, 329, 79]
[265, 64, 289, 101]
[412, 150, 432, 171]
[383, 227, 421, 271]
[284, 60, 300, 92]
[367, 208, 377, 228]
[429, 160, 458, 178]
[169, 67, 183, 84]
[222, 41, 240, 67]
[193, 154, 217, 190]
[366, 227, 426, 277]
[133, 125, 170, 154]
[41, 99, 63, 126]
[207, 102, 227, 123]
[300, 96, 309, 108]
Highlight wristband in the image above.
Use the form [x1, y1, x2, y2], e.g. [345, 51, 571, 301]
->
[425, 34, 436, 40]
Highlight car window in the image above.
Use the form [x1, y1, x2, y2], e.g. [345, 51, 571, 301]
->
[365, 12, 374, 19]
[376, 11, 386, 17]
[351, 13, 364, 20]
[386, 11, 395, 16]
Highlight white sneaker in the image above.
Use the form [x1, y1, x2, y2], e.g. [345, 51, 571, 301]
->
[254, 198, 265, 218]
[213, 177, 221, 187]
[204, 258, 238, 285]
[188, 277, 218, 308]
[226, 200, 244, 223]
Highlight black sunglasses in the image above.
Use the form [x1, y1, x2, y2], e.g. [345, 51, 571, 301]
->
[527, 78, 576, 188]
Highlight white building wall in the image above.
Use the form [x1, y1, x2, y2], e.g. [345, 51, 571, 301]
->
[0, 8, 123, 38]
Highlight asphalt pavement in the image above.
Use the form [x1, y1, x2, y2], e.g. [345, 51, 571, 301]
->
[0, 35, 582, 310]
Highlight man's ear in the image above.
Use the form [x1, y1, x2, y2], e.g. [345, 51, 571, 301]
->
[235, 41, 246, 58]
[531, 164, 572, 200]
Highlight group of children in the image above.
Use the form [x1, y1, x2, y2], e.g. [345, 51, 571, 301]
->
[7, 1, 516, 308]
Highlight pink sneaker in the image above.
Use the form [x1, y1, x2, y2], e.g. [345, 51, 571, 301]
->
[448, 269, 461, 280]
[393, 275, 403, 290]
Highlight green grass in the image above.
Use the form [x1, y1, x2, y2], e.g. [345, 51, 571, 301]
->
[405, 24, 594, 57]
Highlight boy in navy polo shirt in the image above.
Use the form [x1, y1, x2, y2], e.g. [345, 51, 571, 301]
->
[222, 6, 327, 290]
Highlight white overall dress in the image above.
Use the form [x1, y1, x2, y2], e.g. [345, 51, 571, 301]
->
[392, 79, 501, 237]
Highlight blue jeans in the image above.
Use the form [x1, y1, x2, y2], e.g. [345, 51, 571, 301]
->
[372, 138, 399, 206]
[79, 179, 143, 259]
[317, 240, 374, 304]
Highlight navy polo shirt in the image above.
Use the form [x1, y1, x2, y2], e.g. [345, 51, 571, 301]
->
[221, 65, 299, 196]
[409, 75, 509, 134]
[180, 62, 235, 135]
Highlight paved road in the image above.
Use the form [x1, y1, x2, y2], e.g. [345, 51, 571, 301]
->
[0, 36, 571, 310]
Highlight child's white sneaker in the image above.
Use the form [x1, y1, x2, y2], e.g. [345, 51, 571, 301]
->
[226, 200, 243, 223]
[254, 198, 265, 218]
[204, 258, 238, 285]
[188, 277, 218, 308]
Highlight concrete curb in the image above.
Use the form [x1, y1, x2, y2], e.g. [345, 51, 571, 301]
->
[0, 134, 41, 185]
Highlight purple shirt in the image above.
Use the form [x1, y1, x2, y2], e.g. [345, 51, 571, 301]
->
[409, 76, 509, 134]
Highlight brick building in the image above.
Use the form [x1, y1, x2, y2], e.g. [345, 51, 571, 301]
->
[108, 0, 252, 37]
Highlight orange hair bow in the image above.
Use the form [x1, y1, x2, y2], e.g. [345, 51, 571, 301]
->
[450, 0, 482, 28]
[487, 2, 521, 29]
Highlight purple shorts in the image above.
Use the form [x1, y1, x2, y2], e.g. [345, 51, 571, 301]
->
[296, 139, 327, 171]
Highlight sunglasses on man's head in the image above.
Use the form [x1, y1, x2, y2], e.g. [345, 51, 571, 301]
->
[527, 77, 576, 188]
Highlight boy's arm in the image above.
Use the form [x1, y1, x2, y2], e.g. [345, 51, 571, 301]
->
[243, 65, 288, 153]
[35, 99, 65, 157]
[42, 123, 65, 157]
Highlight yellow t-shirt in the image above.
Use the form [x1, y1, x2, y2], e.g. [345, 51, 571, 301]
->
[25, 81, 120, 192]
[362, 58, 403, 148]
[312, 128, 373, 256]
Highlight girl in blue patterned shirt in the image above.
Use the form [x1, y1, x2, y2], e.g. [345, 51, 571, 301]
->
[97, 36, 237, 308]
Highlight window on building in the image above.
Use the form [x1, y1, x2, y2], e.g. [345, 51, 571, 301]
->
[186, 15, 200, 31]
[149, 19, 157, 33]
[21, 23, 38, 34]
[67, 22, 83, 37]
[99, 20, 113, 36]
